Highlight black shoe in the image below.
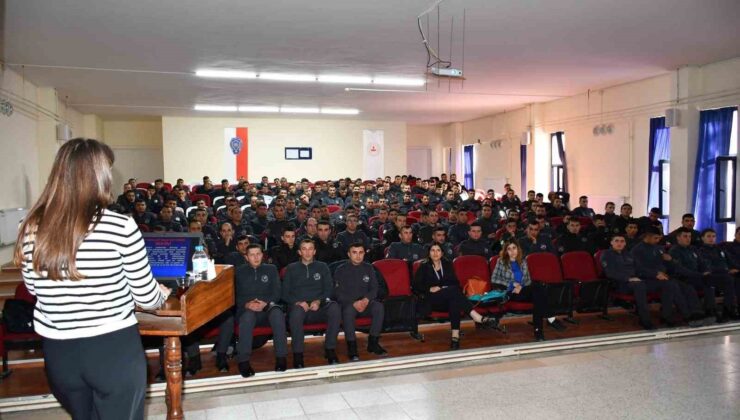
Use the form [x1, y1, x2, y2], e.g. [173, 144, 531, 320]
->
[215, 352, 229, 372]
[534, 328, 545, 341]
[347, 340, 360, 362]
[324, 348, 339, 365]
[660, 317, 676, 328]
[275, 357, 287, 372]
[639, 319, 656, 330]
[688, 313, 705, 328]
[367, 336, 388, 356]
[450, 337, 460, 350]
[238, 361, 255, 378]
[480, 316, 500, 330]
[547, 319, 567, 331]
[186, 354, 202, 376]
[293, 352, 304, 369]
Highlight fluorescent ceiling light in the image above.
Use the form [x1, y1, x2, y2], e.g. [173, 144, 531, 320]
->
[195, 69, 257, 79]
[317, 75, 373, 84]
[281, 107, 321, 114]
[321, 108, 360, 115]
[373, 77, 425, 87]
[194, 104, 238, 112]
[259, 73, 316, 82]
[239, 106, 280, 113]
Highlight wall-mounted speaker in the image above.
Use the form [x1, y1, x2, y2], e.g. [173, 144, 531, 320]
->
[665, 108, 680, 127]
[56, 123, 73, 142]
[520, 131, 531, 145]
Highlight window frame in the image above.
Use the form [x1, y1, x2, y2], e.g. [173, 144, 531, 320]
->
[715, 155, 737, 223]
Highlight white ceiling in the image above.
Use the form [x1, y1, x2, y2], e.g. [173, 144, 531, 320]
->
[4, 0, 740, 124]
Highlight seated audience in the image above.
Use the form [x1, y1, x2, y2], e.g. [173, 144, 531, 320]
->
[270, 225, 300, 270]
[570, 195, 595, 219]
[457, 222, 493, 258]
[387, 226, 425, 262]
[697, 228, 739, 319]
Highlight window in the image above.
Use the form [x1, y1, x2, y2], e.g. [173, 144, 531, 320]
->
[719, 109, 738, 238]
[551, 132, 566, 192]
[463, 145, 475, 189]
[659, 159, 670, 215]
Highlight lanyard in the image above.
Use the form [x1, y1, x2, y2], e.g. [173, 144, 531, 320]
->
[434, 264, 444, 281]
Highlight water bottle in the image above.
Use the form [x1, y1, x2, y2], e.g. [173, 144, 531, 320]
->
[191, 245, 209, 281]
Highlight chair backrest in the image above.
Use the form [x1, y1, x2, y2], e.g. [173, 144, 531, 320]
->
[577, 217, 593, 227]
[373, 259, 411, 297]
[437, 211, 449, 220]
[185, 206, 198, 218]
[550, 217, 564, 227]
[466, 211, 476, 224]
[408, 210, 422, 220]
[279, 267, 287, 279]
[489, 255, 499, 274]
[406, 216, 419, 226]
[15, 283, 36, 304]
[561, 251, 598, 281]
[593, 250, 606, 278]
[327, 205, 341, 214]
[136, 182, 150, 189]
[453, 255, 490, 290]
[525, 252, 563, 283]
[163, 182, 172, 192]
[368, 216, 380, 226]
[137, 224, 151, 232]
[212, 196, 225, 208]
[412, 259, 423, 277]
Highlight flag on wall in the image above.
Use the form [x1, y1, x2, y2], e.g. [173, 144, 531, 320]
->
[362, 129, 384, 180]
[224, 127, 248, 181]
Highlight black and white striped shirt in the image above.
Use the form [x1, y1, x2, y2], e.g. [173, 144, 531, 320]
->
[21, 210, 165, 340]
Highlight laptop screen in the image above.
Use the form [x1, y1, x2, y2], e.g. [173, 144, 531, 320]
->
[142, 233, 202, 279]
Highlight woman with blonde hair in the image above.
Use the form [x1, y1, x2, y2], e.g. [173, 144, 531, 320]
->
[490, 240, 550, 341]
[15, 138, 169, 419]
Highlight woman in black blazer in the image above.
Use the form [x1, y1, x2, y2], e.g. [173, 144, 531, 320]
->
[413, 244, 498, 349]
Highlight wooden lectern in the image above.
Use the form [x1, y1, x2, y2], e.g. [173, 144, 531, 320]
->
[137, 265, 234, 420]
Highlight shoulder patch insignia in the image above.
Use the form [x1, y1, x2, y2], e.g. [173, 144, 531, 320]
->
[261, 274, 269, 283]
[314, 273, 322, 280]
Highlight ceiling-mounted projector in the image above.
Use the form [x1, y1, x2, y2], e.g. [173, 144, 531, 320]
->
[430, 67, 463, 78]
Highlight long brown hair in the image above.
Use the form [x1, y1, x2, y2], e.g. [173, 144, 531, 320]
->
[499, 240, 524, 267]
[14, 138, 115, 280]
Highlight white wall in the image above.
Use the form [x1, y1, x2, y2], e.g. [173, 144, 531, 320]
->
[0, 67, 85, 262]
[407, 124, 445, 176]
[101, 119, 164, 193]
[162, 117, 407, 184]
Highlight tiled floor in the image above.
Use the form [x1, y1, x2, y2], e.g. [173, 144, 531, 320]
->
[7, 332, 740, 420]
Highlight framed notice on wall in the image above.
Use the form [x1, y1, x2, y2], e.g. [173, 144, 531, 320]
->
[285, 147, 312, 160]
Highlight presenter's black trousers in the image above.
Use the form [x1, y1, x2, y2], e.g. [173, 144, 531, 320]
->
[42, 324, 147, 420]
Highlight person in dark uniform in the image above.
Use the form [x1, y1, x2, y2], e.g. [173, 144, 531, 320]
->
[588, 215, 611, 251]
[570, 196, 595, 219]
[387, 226, 426, 262]
[152, 207, 183, 232]
[722, 227, 740, 284]
[132, 199, 157, 228]
[670, 228, 730, 322]
[600, 234, 660, 330]
[612, 203, 634, 234]
[382, 213, 407, 246]
[315, 221, 343, 264]
[416, 210, 446, 246]
[429, 227, 456, 260]
[555, 218, 596, 255]
[666, 214, 702, 247]
[270, 225, 300, 270]
[637, 208, 665, 235]
[413, 244, 499, 349]
[250, 202, 269, 236]
[283, 239, 341, 367]
[334, 243, 387, 361]
[447, 211, 470, 245]
[520, 221, 556, 256]
[546, 197, 568, 218]
[214, 222, 237, 264]
[698, 228, 740, 319]
[476, 204, 500, 241]
[603, 202, 617, 229]
[335, 215, 371, 254]
[234, 244, 289, 377]
[624, 220, 641, 251]
[457, 222, 493, 258]
[631, 227, 704, 327]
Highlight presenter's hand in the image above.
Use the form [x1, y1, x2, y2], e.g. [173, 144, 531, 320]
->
[430, 286, 441, 293]
[309, 300, 321, 311]
[296, 302, 310, 312]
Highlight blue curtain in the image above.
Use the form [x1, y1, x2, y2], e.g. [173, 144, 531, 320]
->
[520, 144, 527, 192]
[555, 132, 568, 192]
[692, 107, 736, 241]
[463, 145, 474, 189]
[647, 117, 670, 212]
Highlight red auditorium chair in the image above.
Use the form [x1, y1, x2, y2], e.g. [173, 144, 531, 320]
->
[1, 283, 43, 377]
[327, 205, 341, 214]
[162, 182, 173, 192]
[408, 210, 422, 220]
[136, 182, 151, 189]
[138, 224, 151, 232]
[488, 256, 499, 276]
[453, 255, 506, 317]
[550, 217, 564, 227]
[465, 211, 476, 224]
[191, 194, 211, 207]
[525, 252, 575, 322]
[577, 217, 593, 228]
[437, 211, 449, 220]
[406, 216, 419, 226]
[561, 251, 610, 319]
[373, 259, 422, 340]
